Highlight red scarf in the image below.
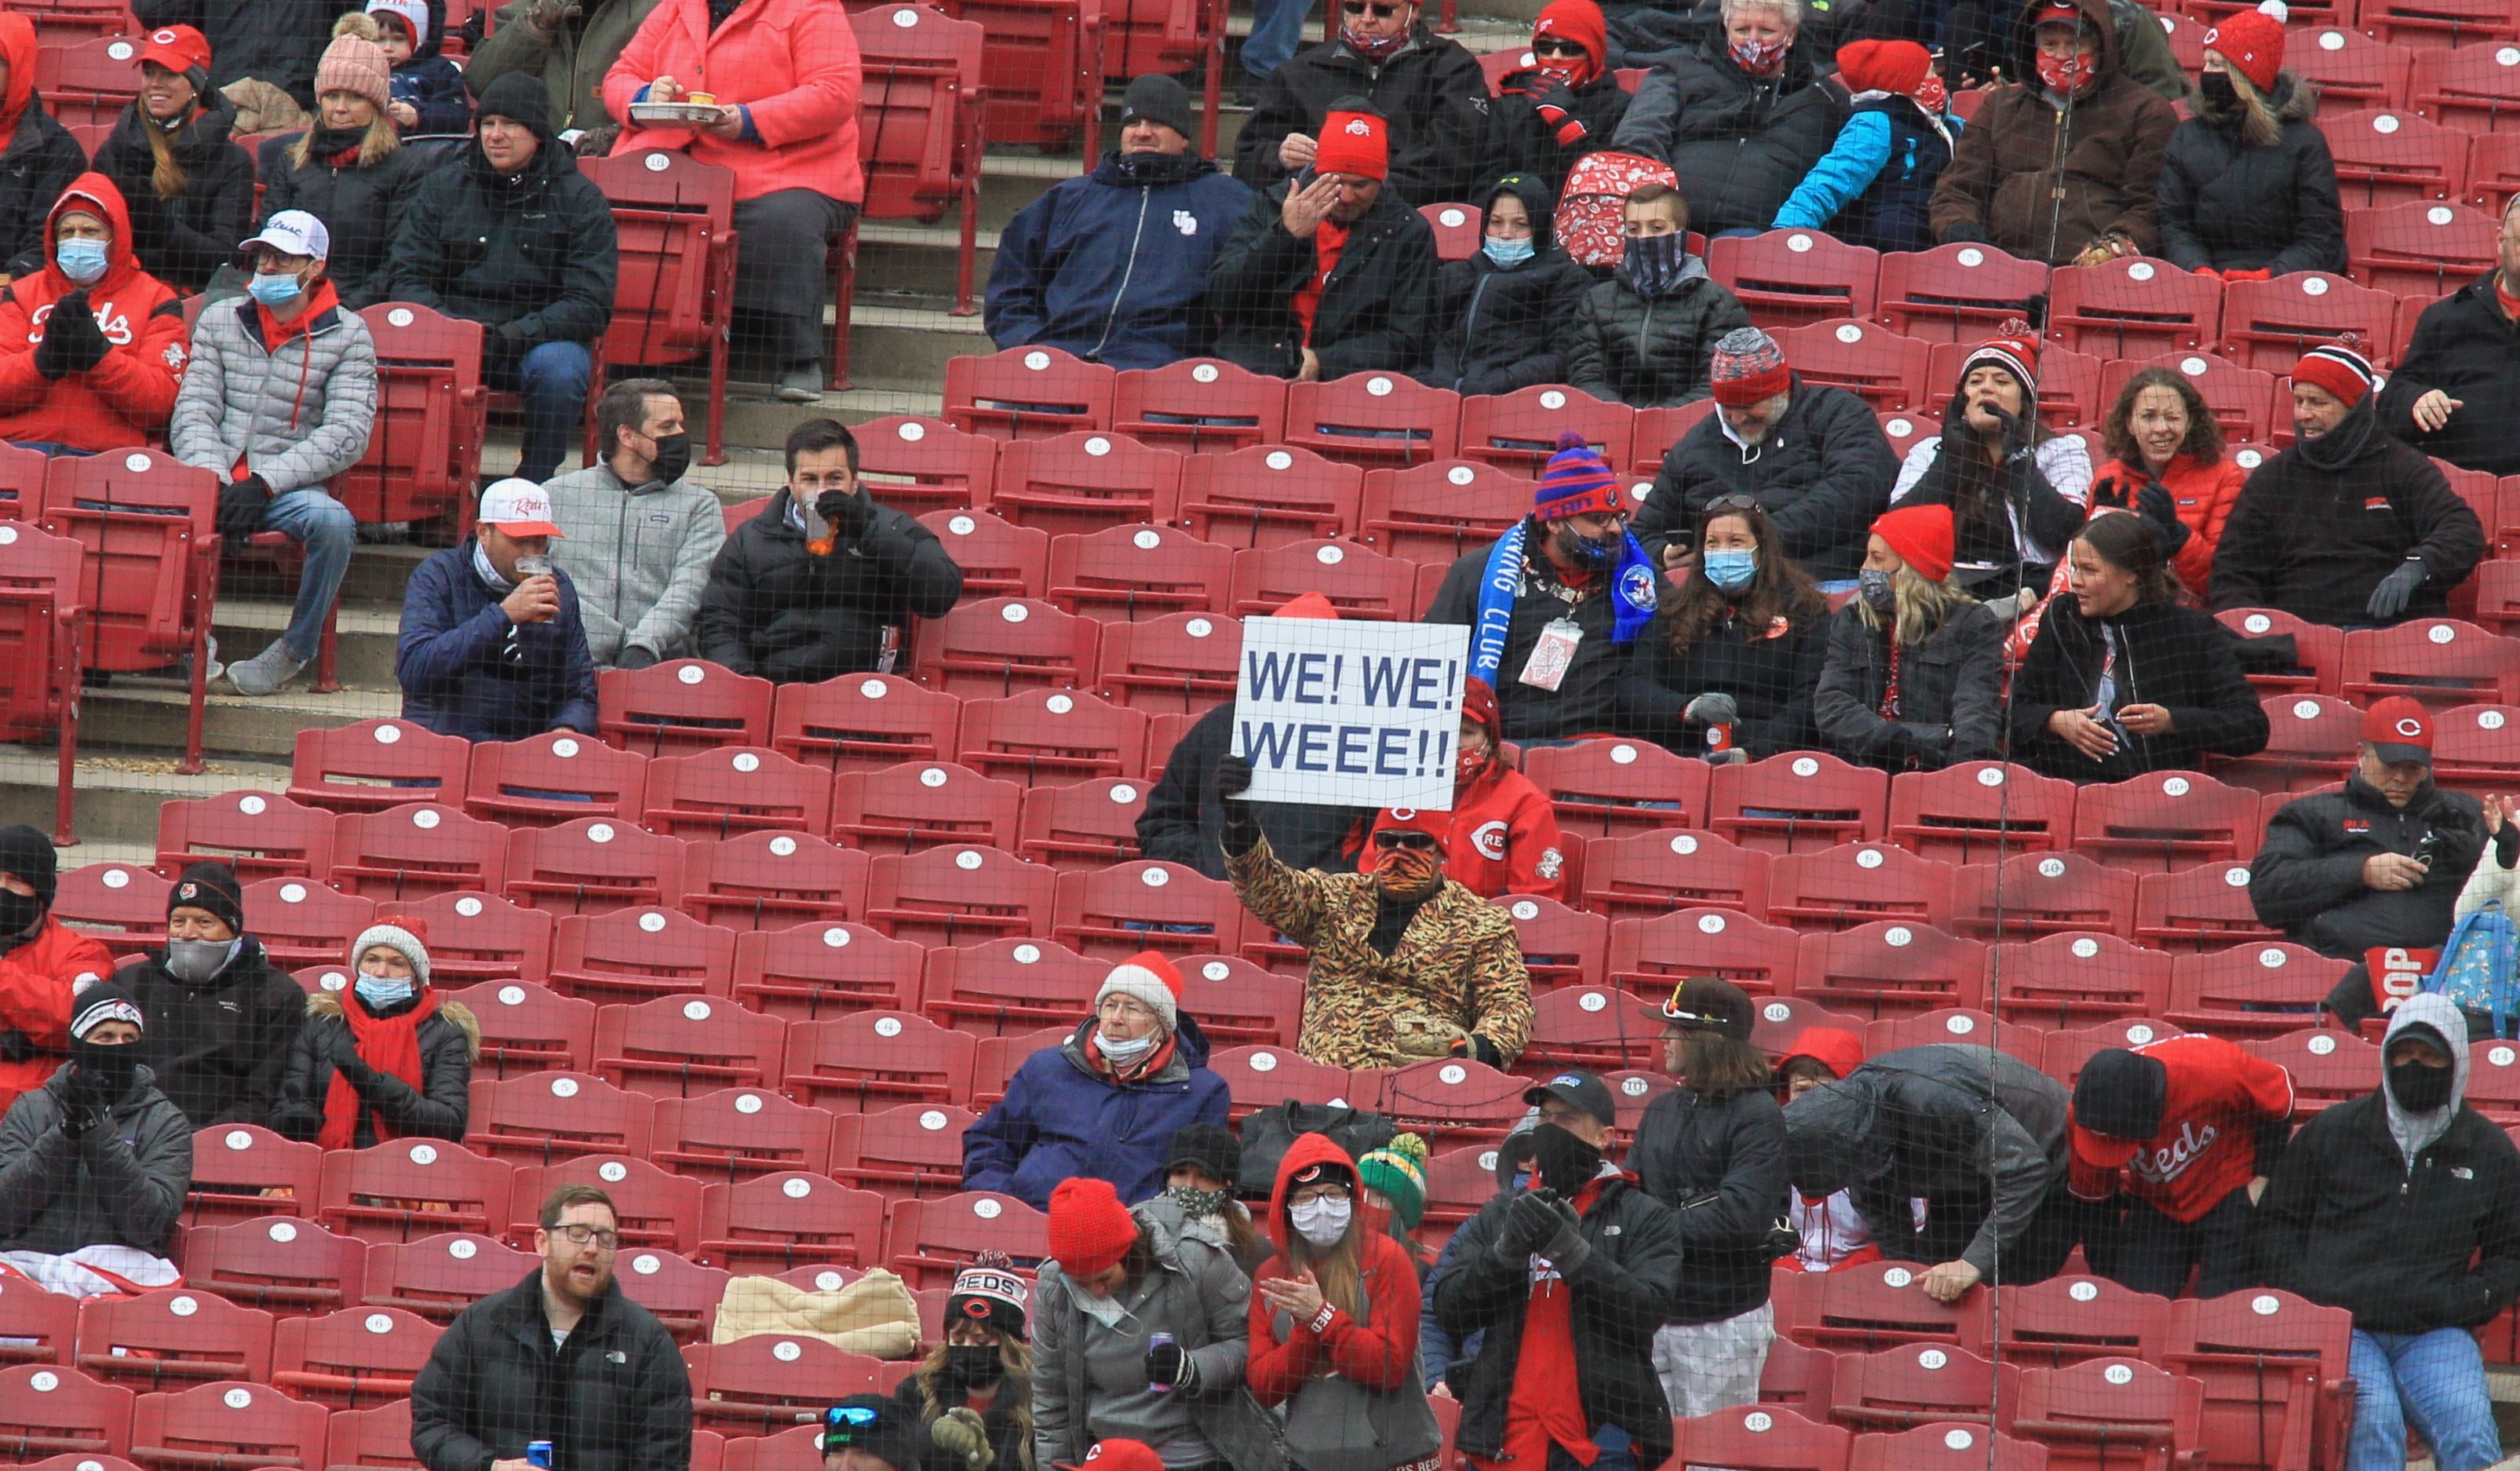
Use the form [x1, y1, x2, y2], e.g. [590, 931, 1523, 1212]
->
[2496, 272, 2519, 323]
[1293, 221, 1350, 346]
[318, 986, 439, 1151]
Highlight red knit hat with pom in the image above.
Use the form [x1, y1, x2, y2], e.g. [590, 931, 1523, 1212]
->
[2204, 1, 2286, 95]
[1048, 1177, 1140, 1276]
[1836, 38, 1933, 99]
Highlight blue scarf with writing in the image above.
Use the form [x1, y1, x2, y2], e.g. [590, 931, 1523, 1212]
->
[1469, 519, 1658, 690]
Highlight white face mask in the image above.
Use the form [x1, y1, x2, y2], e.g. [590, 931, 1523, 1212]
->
[1098, 1027, 1159, 1065]
[1076, 1291, 1129, 1328]
[1289, 1195, 1353, 1248]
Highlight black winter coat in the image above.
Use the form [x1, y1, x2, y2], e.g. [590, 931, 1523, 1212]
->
[695, 489, 965, 684]
[268, 991, 476, 1148]
[0, 105, 86, 279]
[2208, 425, 2486, 627]
[2250, 776, 2485, 961]
[0, 1063, 190, 1256]
[381, 137, 618, 348]
[1813, 598, 2006, 770]
[1484, 67, 1631, 199]
[1206, 181, 1442, 381]
[890, 1371, 1031, 1471]
[2007, 597, 2270, 783]
[1635, 378, 1893, 579]
[2379, 273, 2520, 476]
[257, 133, 429, 310]
[410, 1270, 691, 1471]
[91, 97, 254, 294]
[1627, 1086, 1789, 1325]
[2257, 1090, 2520, 1334]
[1232, 27, 1494, 208]
[121, 938, 308, 1129]
[1619, 601, 1829, 757]
[1137, 700, 1368, 880]
[1609, 36, 1848, 235]
[2154, 78, 2344, 276]
[133, 0, 334, 104]
[1563, 259, 1752, 409]
[1432, 1174, 1683, 1467]
[1424, 168, 1589, 396]
[1425, 522, 1636, 740]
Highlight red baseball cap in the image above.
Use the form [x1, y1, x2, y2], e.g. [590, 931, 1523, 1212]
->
[1056, 1443, 1164, 1471]
[137, 25, 211, 75]
[2362, 695, 2433, 766]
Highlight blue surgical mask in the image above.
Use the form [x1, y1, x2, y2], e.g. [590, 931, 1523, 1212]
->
[1703, 548, 1759, 591]
[54, 238, 108, 286]
[246, 270, 305, 308]
[1482, 234, 1535, 268]
[355, 976, 415, 1012]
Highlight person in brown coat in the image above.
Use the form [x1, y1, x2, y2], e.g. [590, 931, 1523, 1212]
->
[1927, 0, 2177, 268]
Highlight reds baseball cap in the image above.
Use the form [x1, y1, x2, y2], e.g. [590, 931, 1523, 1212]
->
[238, 211, 330, 265]
[137, 25, 211, 75]
[2362, 695, 2432, 767]
[477, 479, 563, 538]
[1056, 1444, 1165, 1471]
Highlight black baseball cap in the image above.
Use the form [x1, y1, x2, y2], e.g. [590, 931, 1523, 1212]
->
[1523, 1070, 1616, 1128]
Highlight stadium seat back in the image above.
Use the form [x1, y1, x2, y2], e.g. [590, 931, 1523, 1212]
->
[1110, 359, 1289, 455]
[1177, 443, 1366, 552]
[547, 906, 736, 1006]
[501, 818, 687, 918]
[678, 830, 870, 932]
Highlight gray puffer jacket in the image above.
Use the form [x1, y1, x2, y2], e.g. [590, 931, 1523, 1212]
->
[1563, 255, 1752, 409]
[169, 293, 377, 496]
[0, 1061, 191, 1257]
[542, 464, 728, 666]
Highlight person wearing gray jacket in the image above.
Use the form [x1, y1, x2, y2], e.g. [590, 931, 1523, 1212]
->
[542, 378, 725, 670]
[1782, 1043, 2077, 1301]
[0, 979, 191, 1269]
[1034, 1176, 1284, 1471]
[169, 210, 375, 699]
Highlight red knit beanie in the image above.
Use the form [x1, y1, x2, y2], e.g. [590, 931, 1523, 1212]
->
[1533, 0, 1606, 70]
[1871, 504, 1956, 583]
[1048, 1177, 1140, 1276]
[1314, 108, 1388, 182]
[1836, 38, 1932, 99]
[2292, 342, 2375, 407]
[1961, 322, 2040, 396]
[2203, 2, 2285, 96]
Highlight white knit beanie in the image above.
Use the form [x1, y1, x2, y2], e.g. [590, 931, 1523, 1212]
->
[349, 922, 431, 989]
[1094, 950, 1183, 1033]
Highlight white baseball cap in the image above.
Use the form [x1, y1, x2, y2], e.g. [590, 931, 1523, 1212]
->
[238, 211, 330, 263]
[478, 478, 564, 538]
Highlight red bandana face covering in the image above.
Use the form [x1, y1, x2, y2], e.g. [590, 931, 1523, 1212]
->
[1913, 71, 1949, 111]
[1730, 36, 1787, 74]
[2036, 51, 2095, 97]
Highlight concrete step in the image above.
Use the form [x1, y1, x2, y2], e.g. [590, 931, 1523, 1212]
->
[77, 677, 399, 765]
[0, 744, 290, 851]
[210, 600, 405, 691]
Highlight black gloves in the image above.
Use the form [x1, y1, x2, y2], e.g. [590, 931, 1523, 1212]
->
[1144, 1340, 1198, 1393]
[1494, 1189, 1563, 1265]
[1213, 754, 1260, 856]
[326, 1026, 372, 1084]
[1532, 83, 1587, 145]
[816, 489, 875, 543]
[1984, 403, 2037, 463]
[615, 645, 660, 671]
[2367, 558, 2427, 623]
[217, 476, 273, 538]
[2135, 481, 2191, 555]
[2497, 823, 2520, 871]
[1450, 1035, 1502, 1068]
[35, 290, 103, 378]
[1533, 1195, 1591, 1271]
[0, 1028, 35, 1064]
[494, 320, 530, 346]
[1938, 222, 1992, 246]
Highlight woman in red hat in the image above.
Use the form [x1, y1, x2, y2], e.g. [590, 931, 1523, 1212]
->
[2156, 0, 2344, 279]
[1361, 678, 1569, 900]
[1813, 503, 2006, 771]
[90, 24, 253, 294]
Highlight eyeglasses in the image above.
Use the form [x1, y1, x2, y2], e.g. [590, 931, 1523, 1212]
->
[1291, 1183, 1354, 1203]
[1373, 830, 1439, 852]
[550, 1225, 620, 1250]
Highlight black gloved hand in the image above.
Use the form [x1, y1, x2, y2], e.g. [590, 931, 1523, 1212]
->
[61, 1097, 105, 1138]
[326, 1026, 372, 1083]
[615, 645, 659, 671]
[217, 476, 272, 538]
[1144, 1340, 1198, 1393]
[2367, 558, 2427, 623]
[816, 489, 875, 543]
[2497, 821, 2520, 871]
[2135, 481, 2190, 554]
[0, 1028, 35, 1064]
[2088, 474, 2128, 511]
[36, 289, 101, 378]
[1213, 753, 1260, 856]
[1493, 1188, 1563, 1265]
[1984, 403, 2037, 463]
[1449, 1034, 1502, 1068]
[1534, 1195, 1592, 1271]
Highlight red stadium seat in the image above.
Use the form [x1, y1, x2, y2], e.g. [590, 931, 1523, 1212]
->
[1226, 538, 1420, 621]
[988, 431, 1183, 539]
[1876, 243, 2050, 344]
[506, 1155, 704, 1254]
[1710, 230, 1883, 331]
[852, 417, 997, 518]
[593, 995, 788, 1098]
[126, 1382, 326, 1471]
[186, 1124, 323, 1229]
[957, 688, 1150, 784]
[827, 1102, 974, 1197]
[1523, 739, 1713, 840]
[2041, 1018, 2186, 1088]
[0, 1364, 132, 1461]
[596, 660, 773, 760]
[1946, 852, 2139, 940]
[447, 976, 599, 1082]
[2095, 352, 2279, 443]
[770, 673, 963, 777]
[1420, 199, 1485, 260]
[2218, 273, 2402, 378]
[1177, 443, 1366, 552]
[2323, 108, 2470, 211]
[502, 818, 686, 918]
[268, 1307, 438, 1407]
[1632, 400, 1720, 474]
[1758, 1338, 1840, 1414]
[845, 2, 985, 339]
[402, 892, 555, 987]
[1045, 524, 1232, 621]
[885, 1192, 1049, 1287]
[642, 747, 833, 841]
[785, 1011, 978, 1109]
[2344, 201, 2500, 298]
[170, 1217, 365, 1318]
[1283, 374, 1463, 470]
[1775, 1259, 1992, 1352]
[547, 907, 736, 1006]
[357, 1232, 535, 1323]
[238, 878, 375, 972]
[1851, 1424, 2049, 1471]
[679, 832, 869, 933]
[828, 761, 1024, 855]
[35, 36, 144, 130]
[720, 1425, 823, 1471]
[1866, 1007, 2034, 1058]
[1990, 931, 2175, 1030]
[155, 791, 334, 884]
[1110, 359, 1288, 456]
[2047, 258, 2222, 357]
[1991, 1275, 2171, 1369]
[1358, 460, 1529, 569]
[2467, 561, 2520, 638]
[2164, 944, 2347, 1040]
[2215, 608, 2343, 696]
[921, 936, 1103, 1037]
[1209, 1045, 1357, 1117]
[38, 449, 220, 766]
[911, 596, 1100, 700]
[286, 720, 470, 816]
[2428, 702, 2520, 796]
[2070, 771, 2263, 874]
[1094, 611, 1242, 716]
[53, 863, 170, 963]
[1709, 752, 1891, 854]
[2245, 1027, 2382, 1116]
[323, 1397, 420, 1471]
[577, 151, 737, 463]
[862, 845, 1059, 947]
[2164, 1288, 2354, 1471]
[464, 1070, 655, 1163]
[1771, 319, 1934, 413]
[1765, 841, 1952, 930]
[1796, 922, 1990, 1020]
[2341, 618, 2520, 710]
[1830, 1343, 2018, 1430]
[1606, 907, 1802, 998]
[2215, 694, 2362, 795]
[943, 348, 1115, 440]
[1050, 860, 1242, 962]
[1668, 1406, 1850, 1471]
[604, 1247, 727, 1345]
[1497, 893, 1610, 991]
[1520, 985, 1664, 1075]
[972, 1025, 1067, 1108]
[2467, 130, 2520, 207]
[684, 1337, 903, 1435]
[0, 1290, 80, 1371]
[316, 1140, 513, 1245]
[1369, 1057, 1529, 1148]
[695, 1174, 888, 1273]
[2134, 860, 2280, 952]
[463, 732, 647, 830]
[340, 304, 488, 526]
[2415, 43, 2520, 133]
[2007, 1359, 2205, 1471]
[75, 1292, 273, 1390]
[649, 1086, 834, 1181]
[329, 803, 508, 903]
[728, 920, 925, 1023]
[1457, 385, 1636, 477]
[1158, 955, 1301, 1050]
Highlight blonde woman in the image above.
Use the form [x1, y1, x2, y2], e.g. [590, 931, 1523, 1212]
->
[891, 1259, 1034, 1471]
[89, 25, 252, 293]
[257, 24, 421, 308]
[1814, 503, 2005, 772]
[2155, 2, 2343, 278]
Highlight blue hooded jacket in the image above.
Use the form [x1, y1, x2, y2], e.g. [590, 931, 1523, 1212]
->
[983, 148, 1253, 370]
[961, 1012, 1232, 1210]
[396, 538, 600, 742]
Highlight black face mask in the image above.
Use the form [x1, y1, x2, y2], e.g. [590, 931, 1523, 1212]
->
[1553, 525, 1618, 571]
[944, 1342, 1003, 1389]
[0, 888, 42, 940]
[1530, 1122, 1602, 1197]
[71, 1037, 139, 1104]
[642, 432, 692, 487]
[2196, 70, 2240, 113]
[2388, 1058, 2456, 1114]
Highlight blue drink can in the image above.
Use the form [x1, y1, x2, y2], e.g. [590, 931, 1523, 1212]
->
[1147, 1332, 1176, 1393]
[527, 1442, 553, 1469]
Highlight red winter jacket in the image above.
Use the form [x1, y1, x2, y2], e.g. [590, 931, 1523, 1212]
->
[0, 915, 115, 1120]
[0, 173, 186, 452]
[2091, 453, 2248, 597]
[1247, 1131, 1422, 1405]
[1366, 760, 1570, 900]
[602, 0, 864, 206]
[2066, 1032, 2295, 1223]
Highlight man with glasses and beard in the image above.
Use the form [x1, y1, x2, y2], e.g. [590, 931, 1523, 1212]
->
[1215, 758, 1531, 1071]
[1231, 0, 1489, 208]
[412, 1185, 691, 1471]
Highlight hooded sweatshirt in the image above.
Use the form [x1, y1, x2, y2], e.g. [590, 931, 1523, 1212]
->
[0, 15, 86, 279]
[0, 174, 188, 453]
[1245, 1133, 1424, 1408]
[1424, 172, 1592, 399]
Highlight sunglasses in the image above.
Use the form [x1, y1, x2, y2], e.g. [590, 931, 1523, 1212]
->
[1533, 36, 1585, 55]
[1343, 2, 1406, 16]
[821, 1406, 881, 1451]
[1373, 830, 1439, 852]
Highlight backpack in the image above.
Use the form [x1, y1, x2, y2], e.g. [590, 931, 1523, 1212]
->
[2423, 899, 2520, 1038]
[1235, 1101, 1395, 1202]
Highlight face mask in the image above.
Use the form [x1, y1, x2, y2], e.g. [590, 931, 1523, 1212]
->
[1342, 25, 1409, 60]
[1098, 1027, 1159, 1066]
[71, 1037, 139, 1103]
[355, 976, 415, 1012]
[2388, 1058, 2456, 1115]
[1289, 1195, 1353, 1247]
[1457, 747, 1491, 785]
[1729, 36, 1787, 74]
[1077, 1292, 1128, 1327]
[54, 238, 108, 286]
[945, 1342, 1003, 1388]
[1913, 71, 1949, 113]
[1530, 1122, 1602, 1197]
[2036, 50, 2095, 97]
[1702, 548, 1758, 592]
[642, 431, 692, 485]
[1482, 234, 1536, 268]
[1617, 229, 1690, 298]
[1553, 524, 1619, 571]
[0, 888, 42, 939]
[164, 937, 239, 984]
[1373, 843, 1442, 896]
[1166, 1184, 1234, 1218]
[1536, 62, 1581, 86]
[1858, 568, 1898, 615]
[246, 270, 305, 308]
[2196, 69, 2238, 111]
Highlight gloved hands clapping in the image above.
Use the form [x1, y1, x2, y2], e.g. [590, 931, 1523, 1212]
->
[2366, 558, 2427, 623]
[35, 290, 104, 378]
[1145, 1339, 1199, 1393]
[1532, 1195, 1591, 1272]
[1493, 1188, 1563, 1266]
[2135, 480, 2190, 555]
